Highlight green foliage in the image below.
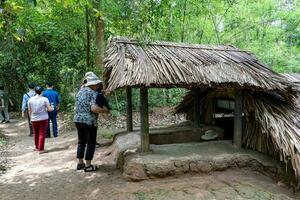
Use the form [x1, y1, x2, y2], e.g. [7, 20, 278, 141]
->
[0, 135, 6, 146]
[0, 0, 299, 112]
[0, 0, 89, 110]
[134, 189, 171, 200]
[106, 88, 186, 115]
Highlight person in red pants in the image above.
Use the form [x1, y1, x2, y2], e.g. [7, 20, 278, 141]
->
[28, 86, 53, 154]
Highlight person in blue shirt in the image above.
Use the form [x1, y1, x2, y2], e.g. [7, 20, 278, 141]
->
[43, 81, 60, 138]
[21, 83, 36, 136]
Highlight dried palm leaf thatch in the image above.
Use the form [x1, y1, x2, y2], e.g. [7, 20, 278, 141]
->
[283, 73, 300, 85]
[175, 88, 235, 114]
[103, 37, 295, 101]
[243, 92, 300, 188]
[283, 73, 300, 102]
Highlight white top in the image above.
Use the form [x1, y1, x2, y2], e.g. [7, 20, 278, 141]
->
[28, 96, 50, 121]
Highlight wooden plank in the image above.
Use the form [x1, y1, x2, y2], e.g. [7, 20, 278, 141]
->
[126, 87, 133, 132]
[140, 87, 150, 152]
[233, 90, 243, 148]
[193, 88, 201, 128]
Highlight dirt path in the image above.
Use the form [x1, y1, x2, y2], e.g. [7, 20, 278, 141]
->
[0, 119, 299, 200]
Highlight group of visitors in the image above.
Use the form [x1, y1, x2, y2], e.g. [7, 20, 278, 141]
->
[1, 71, 109, 170]
[21, 82, 60, 153]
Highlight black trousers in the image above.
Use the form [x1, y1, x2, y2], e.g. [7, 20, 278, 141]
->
[75, 122, 97, 161]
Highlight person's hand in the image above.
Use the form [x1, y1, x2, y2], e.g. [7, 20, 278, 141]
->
[9, 99, 14, 107]
[46, 103, 53, 112]
[91, 105, 108, 113]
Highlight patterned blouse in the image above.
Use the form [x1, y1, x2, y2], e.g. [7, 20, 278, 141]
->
[73, 87, 98, 127]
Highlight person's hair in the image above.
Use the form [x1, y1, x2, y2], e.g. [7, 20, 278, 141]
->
[27, 83, 35, 89]
[0, 86, 4, 90]
[45, 81, 53, 87]
[35, 86, 43, 95]
[96, 83, 103, 92]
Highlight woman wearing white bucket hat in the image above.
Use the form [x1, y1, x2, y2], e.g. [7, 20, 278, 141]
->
[73, 73, 107, 172]
[81, 72, 110, 148]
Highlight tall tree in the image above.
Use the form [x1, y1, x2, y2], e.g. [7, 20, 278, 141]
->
[85, 6, 90, 69]
[94, 0, 105, 72]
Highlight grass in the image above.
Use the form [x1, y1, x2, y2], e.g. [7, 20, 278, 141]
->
[0, 136, 6, 146]
[134, 189, 171, 200]
[98, 128, 123, 140]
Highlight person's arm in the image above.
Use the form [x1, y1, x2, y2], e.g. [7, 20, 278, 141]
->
[47, 105, 53, 112]
[0, 96, 4, 110]
[56, 93, 60, 111]
[27, 101, 32, 118]
[45, 99, 53, 112]
[91, 104, 108, 113]
[0, 98, 3, 112]
[102, 96, 111, 111]
[96, 94, 111, 111]
[21, 94, 27, 117]
[9, 98, 14, 107]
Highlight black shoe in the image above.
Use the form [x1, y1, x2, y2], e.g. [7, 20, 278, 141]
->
[95, 142, 101, 148]
[29, 134, 33, 137]
[84, 164, 98, 172]
[76, 163, 85, 170]
[4, 120, 10, 123]
[0, 120, 5, 123]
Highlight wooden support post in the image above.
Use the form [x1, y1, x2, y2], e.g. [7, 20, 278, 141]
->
[233, 90, 243, 148]
[126, 87, 133, 132]
[140, 87, 149, 152]
[193, 88, 201, 128]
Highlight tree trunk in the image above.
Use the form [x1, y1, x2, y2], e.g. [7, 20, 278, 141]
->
[166, 3, 173, 40]
[85, 6, 90, 69]
[181, 0, 188, 42]
[95, 16, 105, 71]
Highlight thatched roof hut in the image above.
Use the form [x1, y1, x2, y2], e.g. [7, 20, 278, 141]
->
[103, 37, 299, 187]
[104, 37, 295, 100]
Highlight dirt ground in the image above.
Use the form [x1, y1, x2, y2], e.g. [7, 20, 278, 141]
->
[0, 119, 299, 200]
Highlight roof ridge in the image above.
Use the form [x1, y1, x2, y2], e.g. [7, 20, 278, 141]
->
[114, 39, 250, 53]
